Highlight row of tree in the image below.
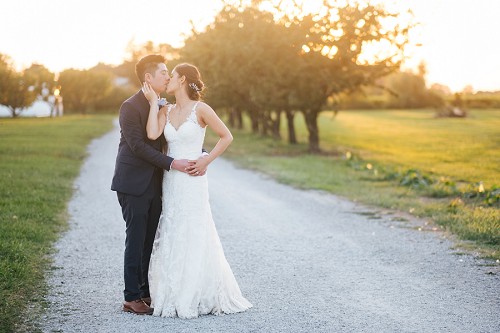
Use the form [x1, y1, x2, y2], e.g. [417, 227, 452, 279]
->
[337, 63, 442, 109]
[7, 1, 493, 151]
[48, 0, 412, 151]
[0, 53, 137, 116]
[174, 0, 414, 152]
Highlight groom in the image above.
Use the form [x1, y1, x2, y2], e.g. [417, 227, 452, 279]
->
[111, 55, 200, 315]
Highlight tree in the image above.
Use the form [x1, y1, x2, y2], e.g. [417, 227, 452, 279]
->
[0, 53, 15, 106]
[89, 63, 136, 111]
[462, 84, 474, 95]
[58, 68, 113, 113]
[181, 5, 264, 130]
[181, 0, 414, 152]
[430, 83, 452, 97]
[181, 3, 303, 141]
[0, 54, 37, 117]
[117, 40, 180, 89]
[283, 0, 413, 152]
[385, 70, 443, 108]
[24, 63, 55, 96]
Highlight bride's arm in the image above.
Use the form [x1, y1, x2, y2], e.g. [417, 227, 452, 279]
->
[143, 82, 167, 140]
[188, 103, 233, 175]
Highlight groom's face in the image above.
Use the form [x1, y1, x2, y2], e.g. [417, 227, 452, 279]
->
[146, 63, 170, 94]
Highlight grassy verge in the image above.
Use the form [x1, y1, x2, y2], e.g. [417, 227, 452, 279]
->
[0, 115, 114, 333]
[205, 109, 499, 259]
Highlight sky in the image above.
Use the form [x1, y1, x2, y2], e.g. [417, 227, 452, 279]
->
[1, 0, 499, 92]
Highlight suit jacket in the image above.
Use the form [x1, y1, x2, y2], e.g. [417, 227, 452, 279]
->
[111, 90, 174, 196]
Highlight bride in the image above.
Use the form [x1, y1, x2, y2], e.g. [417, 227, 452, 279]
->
[142, 63, 252, 318]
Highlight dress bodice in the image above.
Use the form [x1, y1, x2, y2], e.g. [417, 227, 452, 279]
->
[164, 102, 206, 160]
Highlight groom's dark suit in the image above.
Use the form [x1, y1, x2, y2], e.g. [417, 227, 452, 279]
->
[111, 90, 173, 302]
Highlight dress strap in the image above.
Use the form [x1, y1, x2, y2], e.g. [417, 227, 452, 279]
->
[166, 104, 174, 123]
[189, 102, 200, 124]
[192, 101, 200, 113]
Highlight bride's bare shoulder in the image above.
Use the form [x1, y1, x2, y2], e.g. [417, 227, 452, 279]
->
[196, 101, 216, 114]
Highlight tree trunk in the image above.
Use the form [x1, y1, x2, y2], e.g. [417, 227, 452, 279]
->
[236, 108, 243, 129]
[247, 109, 259, 134]
[271, 110, 281, 140]
[285, 109, 297, 144]
[260, 111, 269, 136]
[9, 107, 19, 118]
[228, 107, 235, 127]
[303, 110, 321, 153]
[249, 111, 259, 134]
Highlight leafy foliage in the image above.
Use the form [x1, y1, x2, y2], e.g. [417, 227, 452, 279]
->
[177, 0, 413, 152]
[0, 53, 38, 117]
[58, 68, 113, 113]
[24, 63, 56, 97]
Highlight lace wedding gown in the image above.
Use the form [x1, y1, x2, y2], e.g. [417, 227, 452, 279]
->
[148, 102, 252, 318]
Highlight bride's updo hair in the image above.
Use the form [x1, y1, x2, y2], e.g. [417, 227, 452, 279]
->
[174, 63, 205, 101]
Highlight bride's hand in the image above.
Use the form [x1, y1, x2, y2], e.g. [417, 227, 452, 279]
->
[142, 82, 158, 104]
[187, 156, 209, 176]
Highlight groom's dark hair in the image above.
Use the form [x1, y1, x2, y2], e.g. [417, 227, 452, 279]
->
[135, 55, 166, 83]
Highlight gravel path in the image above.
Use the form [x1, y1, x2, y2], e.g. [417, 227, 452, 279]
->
[40, 121, 499, 333]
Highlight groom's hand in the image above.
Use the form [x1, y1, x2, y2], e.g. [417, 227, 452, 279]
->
[170, 159, 194, 173]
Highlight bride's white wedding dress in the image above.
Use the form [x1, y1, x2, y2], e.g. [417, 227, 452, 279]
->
[148, 102, 252, 319]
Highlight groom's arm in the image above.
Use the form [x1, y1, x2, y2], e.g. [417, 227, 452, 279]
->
[120, 101, 177, 171]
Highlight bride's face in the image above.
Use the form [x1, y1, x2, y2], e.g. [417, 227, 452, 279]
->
[166, 70, 184, 95]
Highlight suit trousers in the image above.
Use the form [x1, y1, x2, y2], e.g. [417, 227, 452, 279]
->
[117, 168, 162, 302]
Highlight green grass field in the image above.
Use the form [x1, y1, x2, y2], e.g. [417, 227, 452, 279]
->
[303, 109, 498, 186]
[206, 109, 500, 257]
[0, 115, 114, 333]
